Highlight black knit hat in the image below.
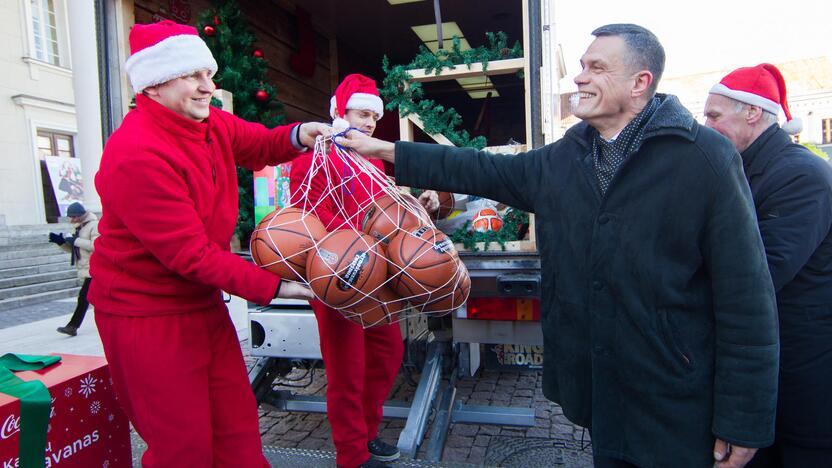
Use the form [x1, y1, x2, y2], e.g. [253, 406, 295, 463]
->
[66, 202, 86, 217]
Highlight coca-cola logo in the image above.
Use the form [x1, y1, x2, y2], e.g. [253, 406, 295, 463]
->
[1, 413, 20, 439]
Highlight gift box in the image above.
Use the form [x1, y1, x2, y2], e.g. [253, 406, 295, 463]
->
[0, 354, 131, 467]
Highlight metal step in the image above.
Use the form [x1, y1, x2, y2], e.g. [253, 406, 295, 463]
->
[0, 253, 70, 270]
[262, 446, 481, 467]
[0, 263, 72, 279]
[0, 270, 77, 289]
[0, 287, 80, 312]
[0, 278, 80, 301]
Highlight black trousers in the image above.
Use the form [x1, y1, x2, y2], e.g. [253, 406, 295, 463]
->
[593, 455, 641, 468]
[67, 277, 91, 328]
[747, 439, 832, 468]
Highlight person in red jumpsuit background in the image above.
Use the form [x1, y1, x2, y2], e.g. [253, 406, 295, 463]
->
[89, 20, 330, 467]
[290, 74, 439, 468]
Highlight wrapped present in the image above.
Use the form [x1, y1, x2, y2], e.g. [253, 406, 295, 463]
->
[0, 354, 131, 467]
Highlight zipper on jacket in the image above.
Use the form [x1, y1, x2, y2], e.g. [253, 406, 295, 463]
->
[206, 136, 216, 186]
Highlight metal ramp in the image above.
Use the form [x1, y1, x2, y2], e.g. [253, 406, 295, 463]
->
[262, 446, 483, 467]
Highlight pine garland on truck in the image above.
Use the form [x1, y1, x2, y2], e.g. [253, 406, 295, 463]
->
[386, 32, 529, 249]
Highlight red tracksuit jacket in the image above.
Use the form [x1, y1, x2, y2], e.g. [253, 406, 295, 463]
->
[89, 94, 302, 315]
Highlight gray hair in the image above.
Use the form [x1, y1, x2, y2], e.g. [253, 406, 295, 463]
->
[591, 24, 665, 95]
[731, 99, 778, 125]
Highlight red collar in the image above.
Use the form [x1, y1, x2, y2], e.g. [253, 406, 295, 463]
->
[135, 93, 213, 141]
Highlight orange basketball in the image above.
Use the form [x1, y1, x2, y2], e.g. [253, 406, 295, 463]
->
[342, 286, 407, 328]
[306, 230, 387, 309]
[432, 191, 456, 220]
[250, 208, 327, 281]
[387, 226, 459, 304]
[472, 208, 503, 233]
[361, 194, 421, 245]
[420, 262, 471, 314]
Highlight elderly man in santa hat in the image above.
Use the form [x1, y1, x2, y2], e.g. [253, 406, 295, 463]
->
[288, 74, 438, 468]
[89, 20, 331, 467]
[705, 64, 832, 467]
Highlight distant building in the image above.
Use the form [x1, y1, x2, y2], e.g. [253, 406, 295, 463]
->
[0, 1, 102, 226]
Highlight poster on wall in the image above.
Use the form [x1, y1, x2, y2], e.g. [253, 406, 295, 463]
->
[253, 162, 292, 225]
[44, 156, 84, 216]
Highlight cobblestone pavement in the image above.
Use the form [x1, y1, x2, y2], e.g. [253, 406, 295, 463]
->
[0, 297, 76, 329]
[253, 348, 594, 467]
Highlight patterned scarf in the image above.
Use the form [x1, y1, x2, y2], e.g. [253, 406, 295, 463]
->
[592, 96, 659, 195]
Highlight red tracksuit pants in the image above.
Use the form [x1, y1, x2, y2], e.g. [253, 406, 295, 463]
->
[312, 301, 404, 468]
[95, 305, 269, 468]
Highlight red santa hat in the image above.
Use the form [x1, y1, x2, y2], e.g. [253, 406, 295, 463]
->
[709, 63, 802, 134]
[124, 20, 218, 93]
[329, 74, 384, 133]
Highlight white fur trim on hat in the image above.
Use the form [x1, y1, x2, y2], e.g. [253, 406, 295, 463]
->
[125, 34, 218, 93]
[329, 93, 384, 119]
[331, 117, 350, 135]
[709, 83, 781, 116]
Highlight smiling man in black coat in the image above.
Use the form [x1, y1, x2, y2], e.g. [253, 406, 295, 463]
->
[340, 24, 779, 468]
[705, 63, 832, 468]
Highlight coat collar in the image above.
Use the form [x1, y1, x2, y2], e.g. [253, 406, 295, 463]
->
[135, 94, 212, 142]
[740, 124, 788, 178]
[564, 94, 697, 151]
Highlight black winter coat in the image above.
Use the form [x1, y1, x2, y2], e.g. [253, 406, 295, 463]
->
[741, 125, 832, 447]
[394, 95, 779, 467]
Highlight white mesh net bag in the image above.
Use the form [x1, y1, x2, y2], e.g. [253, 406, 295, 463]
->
[250, 132, 470, 328]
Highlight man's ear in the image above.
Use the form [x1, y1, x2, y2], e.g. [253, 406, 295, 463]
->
[745, 105, 764, 125]
[143, 85, 159, 98]
[631, 70, 654, 99]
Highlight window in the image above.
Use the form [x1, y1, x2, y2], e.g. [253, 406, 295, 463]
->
[30, 0, 61, 66]
[823, 118, 832, 145]
[36, 130, 74, 159]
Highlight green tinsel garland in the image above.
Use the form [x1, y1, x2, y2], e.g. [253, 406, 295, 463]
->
[450, 208, 529, 252]
[379, 31, 523, 149]
[386, 32, 529, 250]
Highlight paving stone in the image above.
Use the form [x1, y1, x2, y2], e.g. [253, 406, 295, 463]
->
[450, 424, 479, 437]
[446, 435, 474, 448]
[294, 419, 322, 432]
[474, 435, 491, 447]
[510, 397, 533, 407]
[526, 427, 550, 438]
[514, 389, 535, 398]
[296, 437, 331, 450]
[281, 430, 311, 442]
[467, 445, 487, 464]
[441, 446, 471, 462]
[478, 425, 501, 436]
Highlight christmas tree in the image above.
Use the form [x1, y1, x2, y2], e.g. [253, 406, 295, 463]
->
[198, 0, 286, 244]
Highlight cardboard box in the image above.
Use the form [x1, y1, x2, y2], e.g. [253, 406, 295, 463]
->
[0, 354, 131, 467]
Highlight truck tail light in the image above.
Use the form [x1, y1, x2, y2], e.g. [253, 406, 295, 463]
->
[465, 297, 540, 321]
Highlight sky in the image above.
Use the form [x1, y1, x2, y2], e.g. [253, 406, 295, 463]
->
[554, 0, 831, 93]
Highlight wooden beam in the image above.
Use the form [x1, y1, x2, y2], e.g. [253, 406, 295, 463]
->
[407, 114, 455, 146]
[406, 58, 525, 83]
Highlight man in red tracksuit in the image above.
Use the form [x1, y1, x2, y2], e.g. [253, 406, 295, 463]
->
[290, 74, 438, 468]
[89, 20, 330, 467]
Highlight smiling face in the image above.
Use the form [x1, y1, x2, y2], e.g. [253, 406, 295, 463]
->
[144, 69, 216, 121]
[573, 36, 649, 137]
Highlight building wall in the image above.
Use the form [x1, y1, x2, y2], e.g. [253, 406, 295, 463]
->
[0, 0, 77, 226]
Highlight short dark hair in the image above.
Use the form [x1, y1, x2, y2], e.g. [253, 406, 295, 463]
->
[592, 23, 665, 94]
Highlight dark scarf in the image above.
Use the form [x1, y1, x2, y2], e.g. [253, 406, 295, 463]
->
[592, 96, 659, 195]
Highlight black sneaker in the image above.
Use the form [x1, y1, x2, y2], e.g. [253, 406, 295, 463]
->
[367, 438, 400, 462]
[57, 325, 77, 336]
[359, 459, 393, 468]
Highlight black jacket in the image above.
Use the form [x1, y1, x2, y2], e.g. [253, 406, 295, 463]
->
[741, 125, 832, 447]
[394, 94, 779, 467]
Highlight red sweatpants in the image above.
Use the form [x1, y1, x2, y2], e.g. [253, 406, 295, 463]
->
[312, 301, 404, 468]
[95, 305, 269, 468]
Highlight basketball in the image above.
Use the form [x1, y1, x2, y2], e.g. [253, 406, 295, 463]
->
[387, 226, 459, 303]
[472, 208, 503, 233]
[432, 191, 456, 220]
[250, 208, 327, 281]
[420, 262, 471, 314]
[343, 286, 406, 328]
[306, 230, 388, 309]
[361, 194, 421, 245]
